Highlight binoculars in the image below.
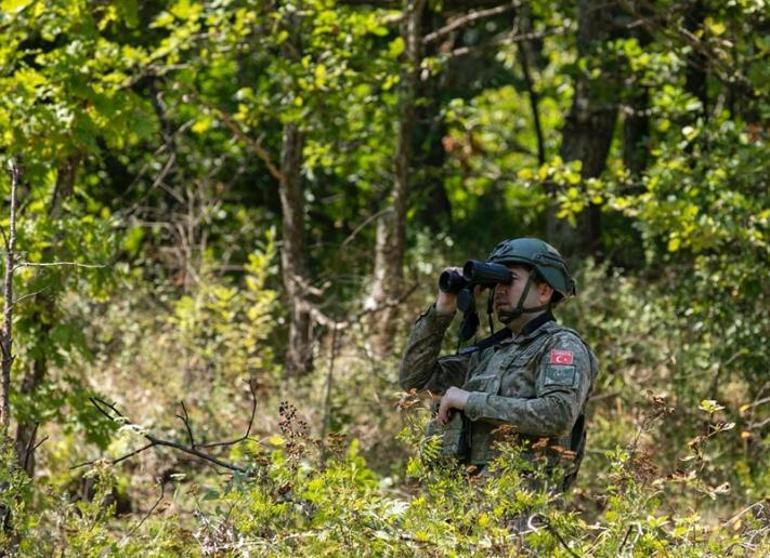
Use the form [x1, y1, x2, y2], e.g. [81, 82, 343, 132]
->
[438, 260, 513, 294]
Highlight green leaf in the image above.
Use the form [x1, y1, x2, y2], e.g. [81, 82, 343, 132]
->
[704, 17, 726, 36]
[698, 399, 725, 414]
[667, 237, 681, 252]
[388, 37, 405, 58]
[314, 64, 327, 89]
[1, 0, 33, 13]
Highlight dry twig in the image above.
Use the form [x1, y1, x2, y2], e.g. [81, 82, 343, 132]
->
[72, 382, 259, 474]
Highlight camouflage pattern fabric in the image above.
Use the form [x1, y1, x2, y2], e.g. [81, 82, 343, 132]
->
[400, 304, 598, 479]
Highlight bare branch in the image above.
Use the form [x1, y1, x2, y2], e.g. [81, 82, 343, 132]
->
[320, 323, 340, 464]
[618, 524, 634, 556]
[178, 84, 285, 184]
[440, 26, 569, 60]
[125, 482, 166, 538]
[22, 423, 41, 472]
[76, 396, 251, 474]
[111, 443, 157, 466]
[13, 261, 107, 271]
[355, 281, 420, 321]
[90, 396, 127, 421]
[516, 8, 545, 166]
[338, 0, 502, 7]
[538, 515, 582, 558]
[423, 3, 517, 45]
[10, 288, 51, 310]
[198, 380, 258, 449]
[341, 208, 391, 248]
[287, 272, 328, 298]
[294, 280, 420, 332]
[147, 433, 247, 473]
[177, 401, 196, 449]
[722, 501, 766, 528]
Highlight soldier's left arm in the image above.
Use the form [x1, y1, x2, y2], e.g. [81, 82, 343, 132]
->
[463, 332, 595, 437]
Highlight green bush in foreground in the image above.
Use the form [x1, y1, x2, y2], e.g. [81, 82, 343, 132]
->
[3, 395, 769, 557]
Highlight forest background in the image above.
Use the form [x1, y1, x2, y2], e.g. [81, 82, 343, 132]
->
[1, 0, 770, 555]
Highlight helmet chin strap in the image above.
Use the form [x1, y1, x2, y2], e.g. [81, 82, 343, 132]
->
[496, 275, 550, 325]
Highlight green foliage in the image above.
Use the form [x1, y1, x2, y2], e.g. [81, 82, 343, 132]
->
[0, 0, 157, 174]
[1, 0, 770, 555]
[170, 229, 279, 384]
[10, 398, 767, 556]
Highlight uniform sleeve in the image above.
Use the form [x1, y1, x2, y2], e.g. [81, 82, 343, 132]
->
[399, 303, 470, 394]
[463, 332, 595, 437]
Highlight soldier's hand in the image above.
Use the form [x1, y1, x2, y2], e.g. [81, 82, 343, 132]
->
[436, 266, 463, 315]
[438, 386, 471, 425]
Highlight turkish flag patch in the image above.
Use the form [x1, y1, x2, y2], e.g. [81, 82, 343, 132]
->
[550, 349, 574, 365]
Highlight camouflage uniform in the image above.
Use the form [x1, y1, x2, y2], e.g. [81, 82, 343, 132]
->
[400, 303, 598, 483]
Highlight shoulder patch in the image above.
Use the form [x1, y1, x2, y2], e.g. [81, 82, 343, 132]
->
[544, 365, 577, 387]
[549, 349, 574, 365]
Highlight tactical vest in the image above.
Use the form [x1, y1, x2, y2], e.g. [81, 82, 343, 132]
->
[426, 322, 597, 490]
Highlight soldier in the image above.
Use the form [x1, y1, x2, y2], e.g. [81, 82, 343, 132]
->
[400, 238, 598, 489]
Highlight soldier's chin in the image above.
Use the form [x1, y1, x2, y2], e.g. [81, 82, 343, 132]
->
[496, 307, 522, 325]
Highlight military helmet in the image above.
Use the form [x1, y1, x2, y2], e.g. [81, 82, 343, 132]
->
[487, 237, 576, 302]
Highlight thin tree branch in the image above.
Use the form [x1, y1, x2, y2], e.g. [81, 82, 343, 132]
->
[10, 288, 50, 309]
[30, 435, 49, 454]
[440, 25, 569, 60]
[540, 516, 582, 558]
[516, 9, 545, 166]
[177, 401, 196, 449]
[320, 322, 339, 464]
[341, 208, 391, 248]
[90, 396, 127, 420]
[299, 281, 420, 329]
[748, 416, 770, 430]
[722, 501, 765, 528]
[112, 443, 157, 466]
[197, 380, 258, 449]
[147, 436, 247, 472]
[618, 524, 634, 554]
[22, 423, 39, 472]
[423, 3, 517, 45]
[179, 85, 285, 184]
[74, 396, 252, 474]
[125, 482, 165, 538]
[13, 261, 107, 271]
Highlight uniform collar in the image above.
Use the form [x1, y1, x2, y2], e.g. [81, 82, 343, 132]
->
[521, 310, 555, 336]
[459, 311, 557, 356]
[497, 311, 556, 346]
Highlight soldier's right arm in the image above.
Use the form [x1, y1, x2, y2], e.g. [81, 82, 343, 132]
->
[399, 304, 470, 394]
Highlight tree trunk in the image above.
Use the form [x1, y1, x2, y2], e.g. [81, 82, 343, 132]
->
[413, 13, 451, 232]
[548, 0, 621, 260]
[684, 0, 707, 117]
[0, 160, 19, 439]
[13, 357, 45, 475]
[517, 5, 545, 166]
[623, 90, 650, 177]
[279, 123, 313, 377]
[12, 156, 78, 474]
[368, 0, 426, 357]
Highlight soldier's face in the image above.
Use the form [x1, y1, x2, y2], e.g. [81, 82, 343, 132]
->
[493, 264, 552, 316]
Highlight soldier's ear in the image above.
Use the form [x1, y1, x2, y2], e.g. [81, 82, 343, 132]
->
[537, 282, 554, 303]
